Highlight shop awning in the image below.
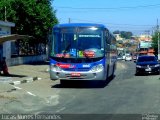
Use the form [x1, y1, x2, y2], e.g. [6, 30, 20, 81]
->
[0, 34, 33, 44]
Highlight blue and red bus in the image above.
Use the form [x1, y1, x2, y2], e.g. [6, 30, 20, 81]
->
[49, 23, 117, 84]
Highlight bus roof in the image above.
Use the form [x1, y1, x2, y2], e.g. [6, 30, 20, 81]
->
[53, 23, 106, 29]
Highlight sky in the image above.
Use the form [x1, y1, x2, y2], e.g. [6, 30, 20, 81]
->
[52, 0, 160, 35]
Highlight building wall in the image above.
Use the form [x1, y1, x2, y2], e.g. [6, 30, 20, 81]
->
[2, 27, 11, 60]
[0, 24, 12, 60]
[0, 21, 47, 66]
[138, 34, 152, 41]
[114, 34, 123, 41]
[7, 55, 47, 66]
[139, 41, 152, 49]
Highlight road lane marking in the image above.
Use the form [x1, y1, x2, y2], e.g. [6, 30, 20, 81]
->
[121, 64, 126, 69]
[12, 81, 21, 85]
[26, 91, 36, 96]
[56, 107, 66, 113]
[13, 86, 22, 90]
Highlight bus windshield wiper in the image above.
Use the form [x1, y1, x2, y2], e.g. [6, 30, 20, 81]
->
[62, 44, 71, 57]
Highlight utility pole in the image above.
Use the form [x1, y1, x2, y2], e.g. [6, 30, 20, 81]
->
[157, 19, 160, 60]
[68, 18, 71, 23]
[145, 30, 150, 41]
[5, 6, 7, 21]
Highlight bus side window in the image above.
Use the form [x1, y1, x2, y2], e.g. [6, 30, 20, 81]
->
[105, 31, 110, 52]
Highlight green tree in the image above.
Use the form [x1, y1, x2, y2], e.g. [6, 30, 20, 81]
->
[0, 0, 58, 44]
[113, 30, 120, 34]
[113, 30, 133, 39]
[120, 31, 133, 39]
[152, 31, 159, 55]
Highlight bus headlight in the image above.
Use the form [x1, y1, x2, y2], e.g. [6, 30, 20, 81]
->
[50, 64, 62, 71]
[90, 64, 104, 72]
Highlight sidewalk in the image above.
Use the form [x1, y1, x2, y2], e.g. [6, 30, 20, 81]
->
[0, 62, 50, 92]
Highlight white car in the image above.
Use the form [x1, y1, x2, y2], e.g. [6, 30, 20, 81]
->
[122, 55, 126, 60]
[125, 55, 132, 61]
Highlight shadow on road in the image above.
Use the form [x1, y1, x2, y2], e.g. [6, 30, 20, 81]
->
[51, 75, 115, 89]
[135, 73, 160, 76]
[0, 74, 27, 78]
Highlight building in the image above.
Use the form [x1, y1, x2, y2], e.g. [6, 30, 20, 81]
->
[0, 20, 46, 66]
[114, 34, 123, 41]
[138, 34, 152, 41]
[0, 20, 15, 60]
[137, 34, 155, 56]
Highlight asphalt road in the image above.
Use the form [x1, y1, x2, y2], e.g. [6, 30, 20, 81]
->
[0, 60, 160, 119]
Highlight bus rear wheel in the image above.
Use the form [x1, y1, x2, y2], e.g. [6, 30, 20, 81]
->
[110, 64, 115, 79]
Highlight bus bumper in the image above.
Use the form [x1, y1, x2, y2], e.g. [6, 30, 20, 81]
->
[50, 70, 107, 81]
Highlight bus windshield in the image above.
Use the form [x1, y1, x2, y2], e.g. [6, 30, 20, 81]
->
[51, 27, 104, 58]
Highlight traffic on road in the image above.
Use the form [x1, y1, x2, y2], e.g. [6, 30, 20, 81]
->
[0, 60, 159, 116]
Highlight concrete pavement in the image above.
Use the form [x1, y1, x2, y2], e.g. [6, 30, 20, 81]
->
[0, 62, 49, 93]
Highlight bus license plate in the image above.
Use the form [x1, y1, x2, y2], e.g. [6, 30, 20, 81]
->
[71, 73, 81, 77]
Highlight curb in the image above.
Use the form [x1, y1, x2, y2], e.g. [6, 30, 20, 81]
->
[10, 77, 42, 85]
[0, 77, 12, 83]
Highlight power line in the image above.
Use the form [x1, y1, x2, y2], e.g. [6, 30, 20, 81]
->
[55, 3, 160, 10]
[65, 18, 155, 33]
[71, 18, 155, 27]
